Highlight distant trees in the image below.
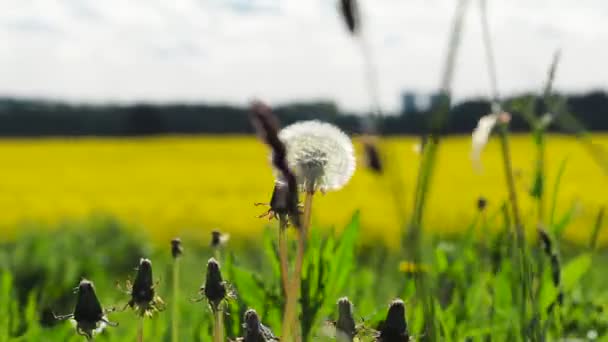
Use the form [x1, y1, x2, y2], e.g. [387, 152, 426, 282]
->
[0, 91, 606, 137]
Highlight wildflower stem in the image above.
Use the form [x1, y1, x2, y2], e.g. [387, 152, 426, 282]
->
[213, 309, 224, 342]
[171, 257, 180, 342]
[283, 191, 314, 342]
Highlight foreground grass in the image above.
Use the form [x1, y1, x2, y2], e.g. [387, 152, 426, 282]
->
[0, 135, 606, 246]
[0, 213, 606, 341]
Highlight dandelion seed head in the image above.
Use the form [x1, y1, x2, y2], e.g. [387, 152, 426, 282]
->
[277, 120, 355, 193]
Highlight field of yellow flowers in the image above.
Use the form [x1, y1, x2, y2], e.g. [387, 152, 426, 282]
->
[0, 134, 605, 246]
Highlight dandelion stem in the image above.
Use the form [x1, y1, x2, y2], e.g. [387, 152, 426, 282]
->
[171, 257, 180, 342]
[137, 317, 144, 342]
[213, 309, 224, 342]
[282, 191, 314, 342]
[278, 223, 290, 295]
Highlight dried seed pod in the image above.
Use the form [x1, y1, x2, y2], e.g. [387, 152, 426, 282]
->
[377, 299, 409, 342]
[336, 297, 356, 341]
[54, 279, 117, 340]
[249, 101, 301, 229]
[171, 237, 183, 258]
[211, 230, 230, 248]
[236, 309, 279, 342]
[203, 258, 228, 312]
[477, 197, 488, 211]
[125, 258, 165, 317]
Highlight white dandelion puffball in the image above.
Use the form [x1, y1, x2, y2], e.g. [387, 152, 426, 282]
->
[277, 120, 355, 193]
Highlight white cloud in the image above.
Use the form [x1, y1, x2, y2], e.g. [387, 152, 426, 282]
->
[0, 0, 606, 112]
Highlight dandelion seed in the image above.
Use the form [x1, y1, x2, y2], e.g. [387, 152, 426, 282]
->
[377, 299, 409, 342]
[277, 120, 355, 193]
[54, 279, 117, 341]
[122, 258, 165, 318]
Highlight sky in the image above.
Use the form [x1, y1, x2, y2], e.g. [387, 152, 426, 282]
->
[0, 0, 607, 113]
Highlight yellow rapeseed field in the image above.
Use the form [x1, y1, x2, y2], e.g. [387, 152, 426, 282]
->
[0, 135, 606, 246]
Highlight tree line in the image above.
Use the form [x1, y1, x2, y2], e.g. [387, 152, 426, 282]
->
[0, 90, 605, 137]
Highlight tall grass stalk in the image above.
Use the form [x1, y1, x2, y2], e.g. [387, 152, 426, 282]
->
[498, 123, 530, 338]
[405, 1, 469, 338]
[283, 191, 314, 342]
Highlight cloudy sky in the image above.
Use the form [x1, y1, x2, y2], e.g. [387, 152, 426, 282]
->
[1, 0, 607, 112]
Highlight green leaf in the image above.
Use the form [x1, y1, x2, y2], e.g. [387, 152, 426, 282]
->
[562, 253, 592, 292]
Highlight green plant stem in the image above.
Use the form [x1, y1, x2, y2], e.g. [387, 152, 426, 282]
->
[137, 317, 144, 342]
[282, 191, 314, 342]
[171, 258, 180, 342]
[213, 309, 224, 342]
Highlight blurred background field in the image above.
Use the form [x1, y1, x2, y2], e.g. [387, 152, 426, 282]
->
[1, 134, 605, 247]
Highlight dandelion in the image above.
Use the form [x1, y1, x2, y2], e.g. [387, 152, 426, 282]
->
[234, 309, 279, 342]
[171, 238, 183, 259]
[336, 297, 357, 342]
[278, 121, 355, 340]
[477, 197, 488, 211]
[377, 299, 409, 342]
[277, 120, 355, 194]
[122, 258, 165, 318]
[194, 258, 235, 342]
[170, 239, 183, 342]
[471, 112, 511, 169]
[249, 100, 301, 230]
[54, 279, 117, 341]
[119, 258, 165, 342]
[210, 230, 230, 249]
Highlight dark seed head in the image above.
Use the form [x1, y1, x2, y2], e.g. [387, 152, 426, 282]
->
[364, 141, 383, 173]
[336, 297, 356, 341]
[204, 258, 227, 311]
[378, 299, 409, 342]
[339, 0, 361, 35]
[242, 309, 277, 342]
[73, 279, 104, 325]
[477, 197, 488, 211]
[211, 230, 230, 248]
[132, 258, 155, 305]
[171, 238, 183, 258]
[249, 101, 301, 230]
